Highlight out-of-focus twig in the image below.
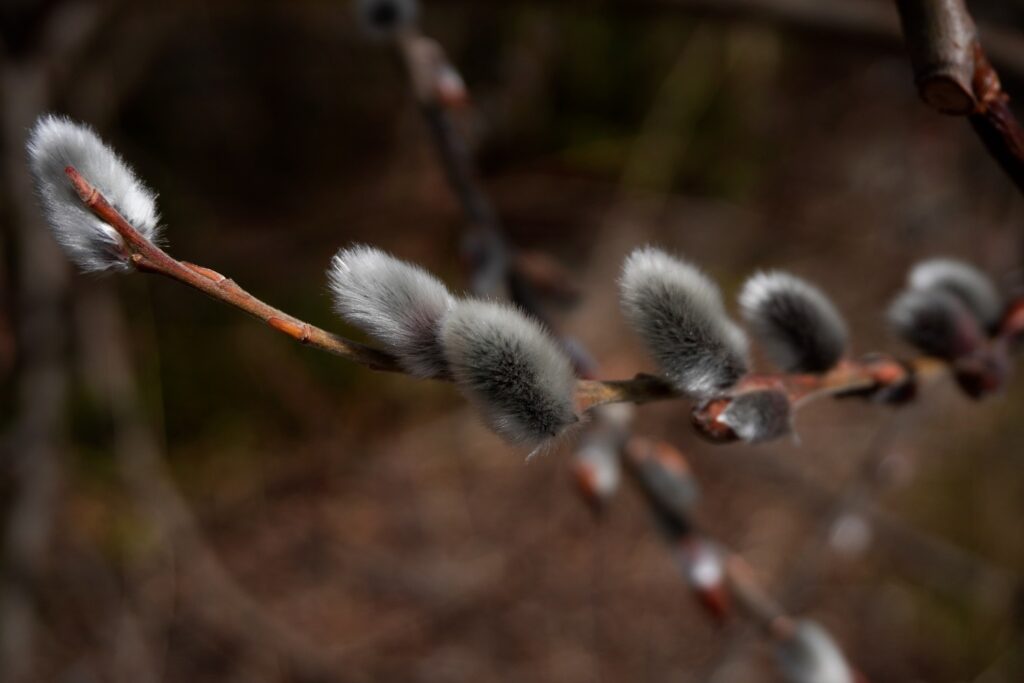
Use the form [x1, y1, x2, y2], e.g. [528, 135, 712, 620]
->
[393, 27, 589, 358]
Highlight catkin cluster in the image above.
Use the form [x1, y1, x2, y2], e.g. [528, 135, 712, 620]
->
[888, 258, 1014, 397]
[329, 246, 580, 450]
[620, 247, 851, 442]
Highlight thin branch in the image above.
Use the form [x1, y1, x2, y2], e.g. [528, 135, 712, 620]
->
[395, 32, 509, 300]
[393, 28, 587, 358]
[64, 166, 401, 372]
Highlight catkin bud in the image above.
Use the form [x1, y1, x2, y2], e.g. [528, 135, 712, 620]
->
[775, 620, 854, 683]
[717, 389, 792, 443]
[909, 258, 1003, 332]
[739, 271, 848, 373]
[329, 246, 455, 378]
[887, 288, 984, 360]
[440, 299, 579, 450]
[27, 114, 161, 272]
[619, 247, 749, 397]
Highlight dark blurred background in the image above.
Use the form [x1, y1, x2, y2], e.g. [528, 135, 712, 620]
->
[2, 1, 1024, 681]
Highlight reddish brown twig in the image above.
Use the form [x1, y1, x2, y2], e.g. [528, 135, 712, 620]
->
[65, 166, 401, 372]
[969, 46, 1024, 196]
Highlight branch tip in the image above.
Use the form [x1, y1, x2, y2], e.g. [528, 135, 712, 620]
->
[64, 165, 98, 205]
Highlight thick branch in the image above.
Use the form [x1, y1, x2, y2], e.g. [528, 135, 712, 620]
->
[896, 0, 1024, 195]
[895, 0, 978, 114]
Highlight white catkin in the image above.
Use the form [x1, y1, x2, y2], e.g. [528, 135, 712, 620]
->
[329, 245, 455, 378]
[775, 621, 854, 683]
[739, 271, 848, 373]
[718, 389, 792, 443]
[440, 299, 578, 450]
[27, 114, 161, 272]
[355, 0, 418, 38]
[909, 258, 1004, 331]
[619, 246, 749, 397]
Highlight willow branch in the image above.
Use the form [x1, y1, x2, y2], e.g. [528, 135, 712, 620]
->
[65, 165, 1024, 448]
[895, 0, 1024, 195]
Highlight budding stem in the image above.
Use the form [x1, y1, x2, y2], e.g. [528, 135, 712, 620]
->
[64, 166, 1019, 439]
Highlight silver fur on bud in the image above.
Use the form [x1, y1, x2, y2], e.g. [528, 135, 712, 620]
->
[739, 271, 848, 373]
[909, 258, 1003, 331]
[775, 620, 854, 683]
[718, 389, 792, 443]
[27, 114, 160, 272]
[440, 300, 578, 449]
[355, 0, 418, 38]
[887, 288, 983, 360]
[619, 247, 749, 396]
[329, 246, 455, 378]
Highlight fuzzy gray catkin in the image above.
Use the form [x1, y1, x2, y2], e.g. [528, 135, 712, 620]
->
[619, 247, 749, 397]
[888, 287, 984, 359]
[739, 271, 848, 373]
[909, 258, 1004, 332]
[27, 115, 161, 272]
[329, 245, 455, 378]
[440, 299, 578, 449]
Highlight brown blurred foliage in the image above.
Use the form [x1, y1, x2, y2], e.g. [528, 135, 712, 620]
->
[1, 1, 1024, 681]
